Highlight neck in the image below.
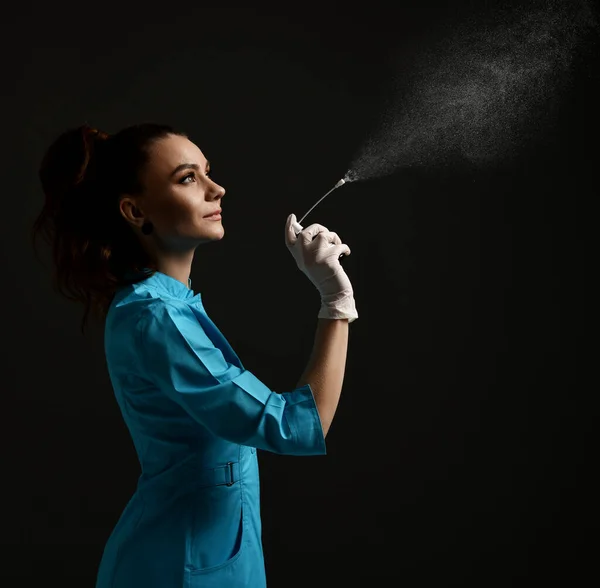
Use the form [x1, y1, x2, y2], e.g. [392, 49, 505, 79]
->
[155, 252, 195, 289]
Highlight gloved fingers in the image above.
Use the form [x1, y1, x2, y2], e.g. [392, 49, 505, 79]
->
[312, 230, 342, 248]
[328, 231, 342, 245]
[285, 214, 300, 247]
[300, 223, 329, 245]
[319, 242, 351, 260]
[334, 243, 351, 257]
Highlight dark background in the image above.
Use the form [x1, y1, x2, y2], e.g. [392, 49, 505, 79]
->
[1, 0, 594, 586]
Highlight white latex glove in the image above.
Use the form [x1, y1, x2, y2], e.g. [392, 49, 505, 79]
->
[285, 214, 358, 322]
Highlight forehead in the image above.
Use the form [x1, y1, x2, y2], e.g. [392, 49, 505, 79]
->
[147, 134, 206, 174]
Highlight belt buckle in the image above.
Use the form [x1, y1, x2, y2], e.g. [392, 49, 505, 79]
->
[226, 461, 235, 486]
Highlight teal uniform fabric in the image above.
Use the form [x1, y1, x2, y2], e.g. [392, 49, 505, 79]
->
[95, 271, 326, 587]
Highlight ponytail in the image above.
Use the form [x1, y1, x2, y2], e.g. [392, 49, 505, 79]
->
[32, 122, 183, 335]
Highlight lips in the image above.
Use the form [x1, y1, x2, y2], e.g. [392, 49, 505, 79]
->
[203, 209, 222, 218]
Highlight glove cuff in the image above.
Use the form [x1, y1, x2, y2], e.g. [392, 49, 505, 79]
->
[318, 292, 358, 323]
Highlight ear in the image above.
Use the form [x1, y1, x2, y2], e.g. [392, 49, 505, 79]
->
[119, 196, 144, 227]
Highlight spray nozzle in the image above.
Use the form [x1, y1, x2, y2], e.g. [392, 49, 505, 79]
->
[293, 176, 349, 248]
[296, 178, 347, 229]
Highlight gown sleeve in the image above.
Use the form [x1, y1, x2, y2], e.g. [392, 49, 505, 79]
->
[136, 299, 326, 456]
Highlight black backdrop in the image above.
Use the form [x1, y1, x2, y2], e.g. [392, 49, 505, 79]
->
[1, 1, 594, 586]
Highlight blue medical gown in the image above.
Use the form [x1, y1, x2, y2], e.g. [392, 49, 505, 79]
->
[95, 271, 326, 587]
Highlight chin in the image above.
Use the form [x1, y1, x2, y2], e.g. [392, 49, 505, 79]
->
[201, 226, 225, 241]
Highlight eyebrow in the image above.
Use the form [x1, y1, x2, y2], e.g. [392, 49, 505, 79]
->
[170, 160, 210, 177]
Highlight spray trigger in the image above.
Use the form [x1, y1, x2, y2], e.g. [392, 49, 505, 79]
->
[292, 220, 304, 236]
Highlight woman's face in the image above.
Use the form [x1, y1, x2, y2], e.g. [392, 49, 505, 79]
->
[122, 133, 226, 250]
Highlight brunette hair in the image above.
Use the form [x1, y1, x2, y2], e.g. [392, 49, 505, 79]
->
[32, 122, 187, 335]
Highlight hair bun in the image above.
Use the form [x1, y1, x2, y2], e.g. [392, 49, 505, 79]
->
[38, 124, 111, 207]
[85, 125, 110, 142]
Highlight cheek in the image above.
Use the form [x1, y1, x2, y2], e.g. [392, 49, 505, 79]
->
[173, 195, 200, 219]
[155, 190, 205, 229]
[154, 199, 196, 229]
[183, 201, 208, 227]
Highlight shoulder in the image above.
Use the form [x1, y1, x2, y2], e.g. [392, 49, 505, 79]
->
[136, 298, 200, 341]
[138, 297, 193, 323]
[108, 294, 194, 338]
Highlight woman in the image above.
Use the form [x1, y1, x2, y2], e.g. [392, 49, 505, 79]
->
[32, 123, 358, 587]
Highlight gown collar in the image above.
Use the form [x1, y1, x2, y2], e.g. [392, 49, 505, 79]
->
[124, 269, 202, 302]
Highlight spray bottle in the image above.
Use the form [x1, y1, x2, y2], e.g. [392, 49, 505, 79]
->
[291, 177, 347, 255]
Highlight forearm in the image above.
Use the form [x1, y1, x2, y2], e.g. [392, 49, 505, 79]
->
[296, 318, 349, 438]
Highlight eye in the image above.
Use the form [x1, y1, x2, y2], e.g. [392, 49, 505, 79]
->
[180, 170, 211, 183]
[180, 172, 196, 184]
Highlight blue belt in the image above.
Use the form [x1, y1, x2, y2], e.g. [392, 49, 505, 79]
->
[201, 461, 240, 488]
[135, 460, 242, 506]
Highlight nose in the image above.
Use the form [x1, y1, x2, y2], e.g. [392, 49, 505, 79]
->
[210, 180, 225, 200]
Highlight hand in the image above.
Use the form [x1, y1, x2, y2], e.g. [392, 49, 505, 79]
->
[285, 214, 358, 322]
